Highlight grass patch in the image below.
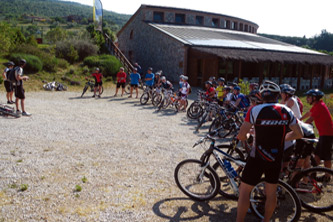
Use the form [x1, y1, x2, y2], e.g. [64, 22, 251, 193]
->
[19, 184, 28, 192]
[81, 176, 87, 183]
[74, 185, 82, 192]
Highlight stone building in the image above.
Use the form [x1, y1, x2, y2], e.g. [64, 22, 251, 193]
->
[116, 4, 333, 89]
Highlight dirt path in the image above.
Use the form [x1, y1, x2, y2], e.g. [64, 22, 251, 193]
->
[0, 90, 331, 221]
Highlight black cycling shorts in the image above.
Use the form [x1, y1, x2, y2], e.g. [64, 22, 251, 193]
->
[314, 136, 333, 161]
[4, 81, 13, 92]
[14, 84, 25, 99]
[241, 156, 281, 186]
[283, 144, 295, 162]
[116, 82, 125, 88]
[94, 81, 102, 87]
[294, 136, 315, 159]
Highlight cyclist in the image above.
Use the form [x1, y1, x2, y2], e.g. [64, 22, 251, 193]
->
[222, 86, 233, 108]
[114, 67, 127, 97]
[231, 86, 250, 110]
[249, 82, 259, 93]
[144, 67, 155, 89]
[236, 80, 303, 222]
[280, 84, 301, 119]
[154, 70, 162, 88]
[301, 89, 333, 180]
[92, 68, 103, 98]
[216, 77, 225, 106]
[160, 76, 173, 91]
[129, 68, 141, 98]
[14, 59, 31, 116]
[178, 75, 190, 112]
[2, 61, 15, 104]
[209, 76, 218, 88]
[204, 81, 215, 102]
[248, 89, 262, 107]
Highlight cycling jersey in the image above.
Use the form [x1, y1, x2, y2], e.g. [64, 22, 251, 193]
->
[205, 87, 215, 101]
[92, 72, 102, 83]
[216, 86, 223, 101]
[245, 103, 298, 163]
[310, 100, 333, 136]
[117, 71, 127, 83]
[161, 81, 172, 90]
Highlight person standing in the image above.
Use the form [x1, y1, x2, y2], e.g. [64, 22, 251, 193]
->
[301, 89, 333, 179]
[178, 76, 190, 112]
[2, 61, 15, 104]
[129, 68, 141, 98]
[236, 80, 303, 222]
[14, 59, 31, 116]
[144, 67, 155, 89]
[92, 68, 103, 98]
[114, 67, 127, 97]
[216, 77, 225, 106]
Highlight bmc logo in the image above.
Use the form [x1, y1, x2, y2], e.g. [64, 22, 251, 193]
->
[261, 120, 289, 125]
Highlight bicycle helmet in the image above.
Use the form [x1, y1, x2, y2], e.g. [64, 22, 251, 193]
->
[179, 74, 184, 79]
[95, 68, 100, 71]
[249, 89, 262, 103]
[19, 59, 26, 65]
[7, 61, 15, 66]
[183, 76, 188, 81]
[218, 77, 225, 82]
[259, 80, 280, 94]
[209, 76, 216, 81]
[304, 89, 324, 99]
[280, 84, 295, 95]
[205, 81, 213, 86]
[161, 76, 166, 80]
[148, 67, 153, 71]
[233, 86, 241, 91]
[249, 82, 259, 90]
[224, 86, 231, 92]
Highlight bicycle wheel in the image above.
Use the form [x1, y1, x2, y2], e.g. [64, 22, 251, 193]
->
[209, 116, 223, 133]
[100, 86, 104, 95]
[196, 112, 207, 131]
[124, 84, 131, 94]
[174, 159, 220, 201]
[290, 167, 333, 212]
[152, 94, 162, 107]
[81, 85, 88, 97]
[140, 92, 149, 105]
[187, 102, 203, 119]
[0, 109, 21, 118]
[250, 179, 301, 222]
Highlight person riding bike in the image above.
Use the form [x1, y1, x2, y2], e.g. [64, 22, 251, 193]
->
[231, 86, 250, 110]
[204, 81, 215, 102]
[301, 89, 333, 181]
[154, 70, 162, 88]
[91, 67, 103, 98]
[236, 80, 303, 222]
[144, 67, 155, 89]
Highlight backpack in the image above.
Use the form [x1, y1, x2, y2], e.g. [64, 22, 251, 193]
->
[6, 66, 19, 83]
[296, 96, 303, 114]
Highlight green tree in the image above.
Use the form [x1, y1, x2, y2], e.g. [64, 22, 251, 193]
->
[26, 35, 38, 47]
[45, 27, 68, 44]
[11, 28, 26, 45]
[0, 22, 13, 53]
[25, 25, 40, 37]
[313, 30, 333, 52]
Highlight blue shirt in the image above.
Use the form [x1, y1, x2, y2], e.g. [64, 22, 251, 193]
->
[237, 93, 250, 108]
[145, 73, 155, 86]
[130, 73, 141, 85]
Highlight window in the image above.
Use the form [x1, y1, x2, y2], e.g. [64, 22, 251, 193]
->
[128, 50, 133, 62]
[239, 23, 243, 31]
[175, 13, 185, 24]
[212, 18, 219, 27]
[153, 12, 164, 22]
[129, 30, 133, 40]
[226, 20, 231, 29]
[231, 21, 234, 30]
[234, 22, 238, 30]
[244, 24, 248, 32]
[196, 16, 204, 25]
[248, 26, 252, 32]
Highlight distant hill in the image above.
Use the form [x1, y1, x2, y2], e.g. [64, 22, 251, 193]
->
[0, 0, 131, 28]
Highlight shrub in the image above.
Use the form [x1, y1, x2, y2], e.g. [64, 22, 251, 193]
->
[55, 39, 98, 63]
[83, 54, 122, 77]
[0, 76, 3, 84]
[8, 53, 43, 73]
[57, 59, 69, 69]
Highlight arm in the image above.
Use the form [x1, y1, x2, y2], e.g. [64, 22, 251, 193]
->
[237, 121, 253, 141]
[300, 111, 311, 121]
[234, 98, 242, 107]
[2, 70, 6, 79]
[286, 99, 294, 109]
[285, 122, 304, 141]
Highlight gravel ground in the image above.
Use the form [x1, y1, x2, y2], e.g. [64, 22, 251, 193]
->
[0, 88, 332, 222]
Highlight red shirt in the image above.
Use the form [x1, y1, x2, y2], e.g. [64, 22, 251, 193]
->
[310, 100, 333, 136]
[205, 87, 215, 101]
[117, 71, 127, 83]
[92, 72, 102, 83]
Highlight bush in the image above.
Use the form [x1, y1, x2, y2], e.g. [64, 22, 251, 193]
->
[8, 53, 42, 73]
[0, 76, 3, 84]
[83, 54, 122, 77]
[57, 59, 69, 69]
[55, 39, 98, 63]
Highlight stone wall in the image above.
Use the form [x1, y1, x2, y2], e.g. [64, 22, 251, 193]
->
[117, 11, 186, 83]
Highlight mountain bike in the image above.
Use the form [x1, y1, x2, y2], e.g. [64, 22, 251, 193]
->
[0, 104, 20, 118]
[187, 90, 206, 119]
[140, 86, 155, 105]
[174, 133, 302, 222]
[43, 81, 67, 91]
[81, 78, 104, 98]
[281, 138, 333, 213]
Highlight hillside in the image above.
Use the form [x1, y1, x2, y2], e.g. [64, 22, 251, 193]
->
[0, 0, 131, 28]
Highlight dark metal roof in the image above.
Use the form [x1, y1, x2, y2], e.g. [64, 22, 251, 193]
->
[149, 23, 333, 65]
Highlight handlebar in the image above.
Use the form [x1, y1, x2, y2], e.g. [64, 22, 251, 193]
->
[193, 131, 218, 148]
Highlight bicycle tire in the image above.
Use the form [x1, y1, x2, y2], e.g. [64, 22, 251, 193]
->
[140, 92, 149, 105]
[152, 94, 162, 107]
[196, 112, 207, 131]
[81, 85, 89, 97]
[187, 102, 203, 119]
[124, 84, 131, 94]
[290, 167, 333, 212]
[212, 145, 245, 199]
[250, 179, 301, 222]
[174, 159, 220, 201]
[99, 86, 104, 95]
[209, 117, 223, 133]
[0, 109, 21, 118]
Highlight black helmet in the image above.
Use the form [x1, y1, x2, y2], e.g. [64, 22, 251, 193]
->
[20, 59, 26, 65]
[305, 89, 324, 99]
[218, 77, 225, 82]
[280, 84, 295, 95]
[249, 89, 262, 103]
[205, 81, 213, 86]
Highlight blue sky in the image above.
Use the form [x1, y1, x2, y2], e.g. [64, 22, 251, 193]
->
[62, 0, 333, 38]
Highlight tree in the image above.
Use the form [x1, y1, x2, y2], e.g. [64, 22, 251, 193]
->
[313, 30, 333, 52]
[45, 27, 68, 44]
[26, 35, 38, 47]
[0, 22, 12, 53]
[25, 25, 40, 37]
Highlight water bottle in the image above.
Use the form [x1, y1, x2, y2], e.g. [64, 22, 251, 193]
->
[223, 159, 237, 178]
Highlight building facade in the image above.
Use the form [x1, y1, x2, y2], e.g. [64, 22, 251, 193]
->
[117, 4, 333, 89]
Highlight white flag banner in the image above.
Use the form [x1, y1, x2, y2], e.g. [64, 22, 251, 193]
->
[93, 0, 103, 31]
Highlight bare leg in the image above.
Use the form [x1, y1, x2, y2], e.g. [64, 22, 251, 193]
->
[114, 87, 119, 96]
[129, 87, 133, 97]
[121, 87, 125, 96]
[93, 86, 97, 96]
[6, 92, 10, 102]
[15, 98, 19, 111]
[21, 99, 25, 112]
[10, 91, 14, 102]
[135, 87, 139, 98]
[263, 182, 277, 222]
[236, 182, 254, 222]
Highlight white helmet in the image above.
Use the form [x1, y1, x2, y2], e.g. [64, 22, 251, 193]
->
[161, 76, 166, 80]
[183, 76, 188, 81]
[259, 80, 280, 94]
